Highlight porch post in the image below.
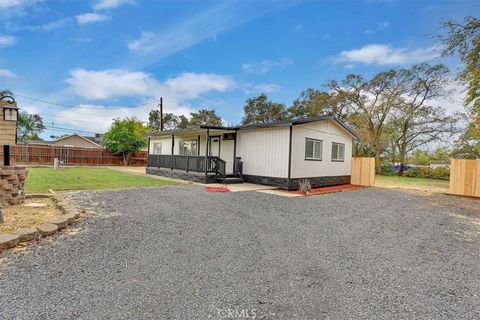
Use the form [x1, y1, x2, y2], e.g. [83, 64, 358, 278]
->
[171, 134, 174, 170]
[197, 135, 201, 156]
[205, 129, 210, 175]
[233, 130, 237, 173]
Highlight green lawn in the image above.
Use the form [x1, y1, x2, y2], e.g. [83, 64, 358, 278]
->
[26, 167, 182, 194]
[375, 175, 450, 192]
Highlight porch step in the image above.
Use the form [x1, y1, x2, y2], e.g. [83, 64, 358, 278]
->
[218, 177, 244, 184]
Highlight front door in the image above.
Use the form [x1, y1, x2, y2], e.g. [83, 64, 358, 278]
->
[209, 136, 220, 157]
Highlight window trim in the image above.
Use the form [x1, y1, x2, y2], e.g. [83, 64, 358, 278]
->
[181, 139, 198, 156]
[304, 138, 323, 161]
[331, 142, 345, 162]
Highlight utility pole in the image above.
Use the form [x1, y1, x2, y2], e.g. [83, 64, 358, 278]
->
[159, 97, 164, 131]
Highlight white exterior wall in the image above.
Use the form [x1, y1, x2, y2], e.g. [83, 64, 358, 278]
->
[237, 127, 290, 178]
[290, 120, 353, 178]
[149, 137, 174, 155]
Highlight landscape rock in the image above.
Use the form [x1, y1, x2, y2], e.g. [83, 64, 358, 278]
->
[0, 233, 20, 250]
[64, 213, 80, 224]
[14, 228, 39, 242]
[48, 217, 69, 229]
[36, 223, 58, 236]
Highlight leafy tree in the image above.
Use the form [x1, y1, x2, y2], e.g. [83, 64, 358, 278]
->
[386, 63, 459, 175]
[242, 94, 287, 124]
[288, 87, 352, 121]
[288, 88, 322, 119]
[148, 110, 182, 131]
[327, 71, 404, 174]
[17, 111, 46, 144]
[103, 118, 147, 165]
[177, 115, 190, 129]
[431, 147, 451, 162]
[452, 124, 480, 159]
[408, 150, 432, 166]
[440, 16, 480, 130]
[189, 109, 223, 127]
[147, 109, 222, 130]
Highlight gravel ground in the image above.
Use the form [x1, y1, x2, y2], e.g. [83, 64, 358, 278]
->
[0, 186, 479, 319]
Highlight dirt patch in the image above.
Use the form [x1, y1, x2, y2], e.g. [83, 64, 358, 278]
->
[0, 197, 62, 233]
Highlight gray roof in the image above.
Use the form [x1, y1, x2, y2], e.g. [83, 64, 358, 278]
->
[149, 115, 358, 139]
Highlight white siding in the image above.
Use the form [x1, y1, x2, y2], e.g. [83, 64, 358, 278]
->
[237, 127, 290, 178]
[290, 120, 353, 178]
[149, 137, 173, 155]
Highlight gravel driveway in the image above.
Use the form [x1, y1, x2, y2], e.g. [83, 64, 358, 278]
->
[1, 186, 479, 319]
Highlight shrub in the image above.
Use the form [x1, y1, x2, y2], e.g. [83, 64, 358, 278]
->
[404, 166, 450, 180]
[430, 167, 450, 180]
[404, 167, 431, 178]
[381, 164, 397, 176]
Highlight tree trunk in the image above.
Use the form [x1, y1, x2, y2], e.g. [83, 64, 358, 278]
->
[374, 140, 383, 175]
[398, 144, 407, 176]
[123, 152, 133, 166]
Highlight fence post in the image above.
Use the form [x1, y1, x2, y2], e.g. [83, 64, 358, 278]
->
[3, 145, 10, 166]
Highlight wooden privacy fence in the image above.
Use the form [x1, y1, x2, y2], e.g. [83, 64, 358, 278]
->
[351, 157, 375, 187]
[0, 145, 147, 166]
[449, 159, 480, 198]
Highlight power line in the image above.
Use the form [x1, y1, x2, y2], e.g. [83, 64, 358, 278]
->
[44, 125, 96, 135]
[13, 93, 158, 110]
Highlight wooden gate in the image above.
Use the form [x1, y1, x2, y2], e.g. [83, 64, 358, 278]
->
[351, 157, 375, 187]
[449, 159, 480, 198]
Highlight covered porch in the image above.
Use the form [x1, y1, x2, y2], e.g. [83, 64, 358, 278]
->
[146, 126, 243, 183]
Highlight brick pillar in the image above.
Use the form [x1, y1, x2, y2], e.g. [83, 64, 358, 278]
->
[1, 166, 28, 206]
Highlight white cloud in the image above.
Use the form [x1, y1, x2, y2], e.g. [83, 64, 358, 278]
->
[0, 35, 16, 47]
[76, 13, 110, 25]
[0, 0, 42, 19]
[58, 69, 235, 132]
[242, 58, 293, 75]
[127, 31, 155, 53]
[364, 21, 389, 34]
[337, 44, 438, 65]
[26, 18, 71, 31]
[243, 83, 281, 94]
[0, 68, 16, 77]
[65, 69, 160, 100]
[92, 0, 133, 11]
[164, 72, 235, 99]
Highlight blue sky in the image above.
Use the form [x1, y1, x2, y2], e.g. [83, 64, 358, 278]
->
[0, 0, 478, 138]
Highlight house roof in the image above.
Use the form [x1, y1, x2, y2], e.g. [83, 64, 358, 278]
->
[149, 115, 358, 139]
[53, 134, 103, 147]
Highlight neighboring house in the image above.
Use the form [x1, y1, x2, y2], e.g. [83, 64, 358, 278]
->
[26, 134, 104, 149]
[146, 115, 358, 189]
[429, 160, 451, 169]
[52, 134, 103, 149]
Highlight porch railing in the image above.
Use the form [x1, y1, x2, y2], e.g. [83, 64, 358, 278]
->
[147, 154, 226, 180]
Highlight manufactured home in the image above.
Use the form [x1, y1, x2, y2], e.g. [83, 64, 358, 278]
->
[146, 116, 358, 190]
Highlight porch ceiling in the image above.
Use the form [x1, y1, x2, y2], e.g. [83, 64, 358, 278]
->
[149, 127, 236, 138]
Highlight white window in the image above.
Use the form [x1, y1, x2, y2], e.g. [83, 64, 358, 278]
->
[331, 142, 345, 162]
[305, 138, 322, 160]
[152, 142, 162, 154]
[181, 140, 198, 156]
[3, 107, 17, 121]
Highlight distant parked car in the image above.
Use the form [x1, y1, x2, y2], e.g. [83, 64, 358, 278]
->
[393, 165, 412, 172]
